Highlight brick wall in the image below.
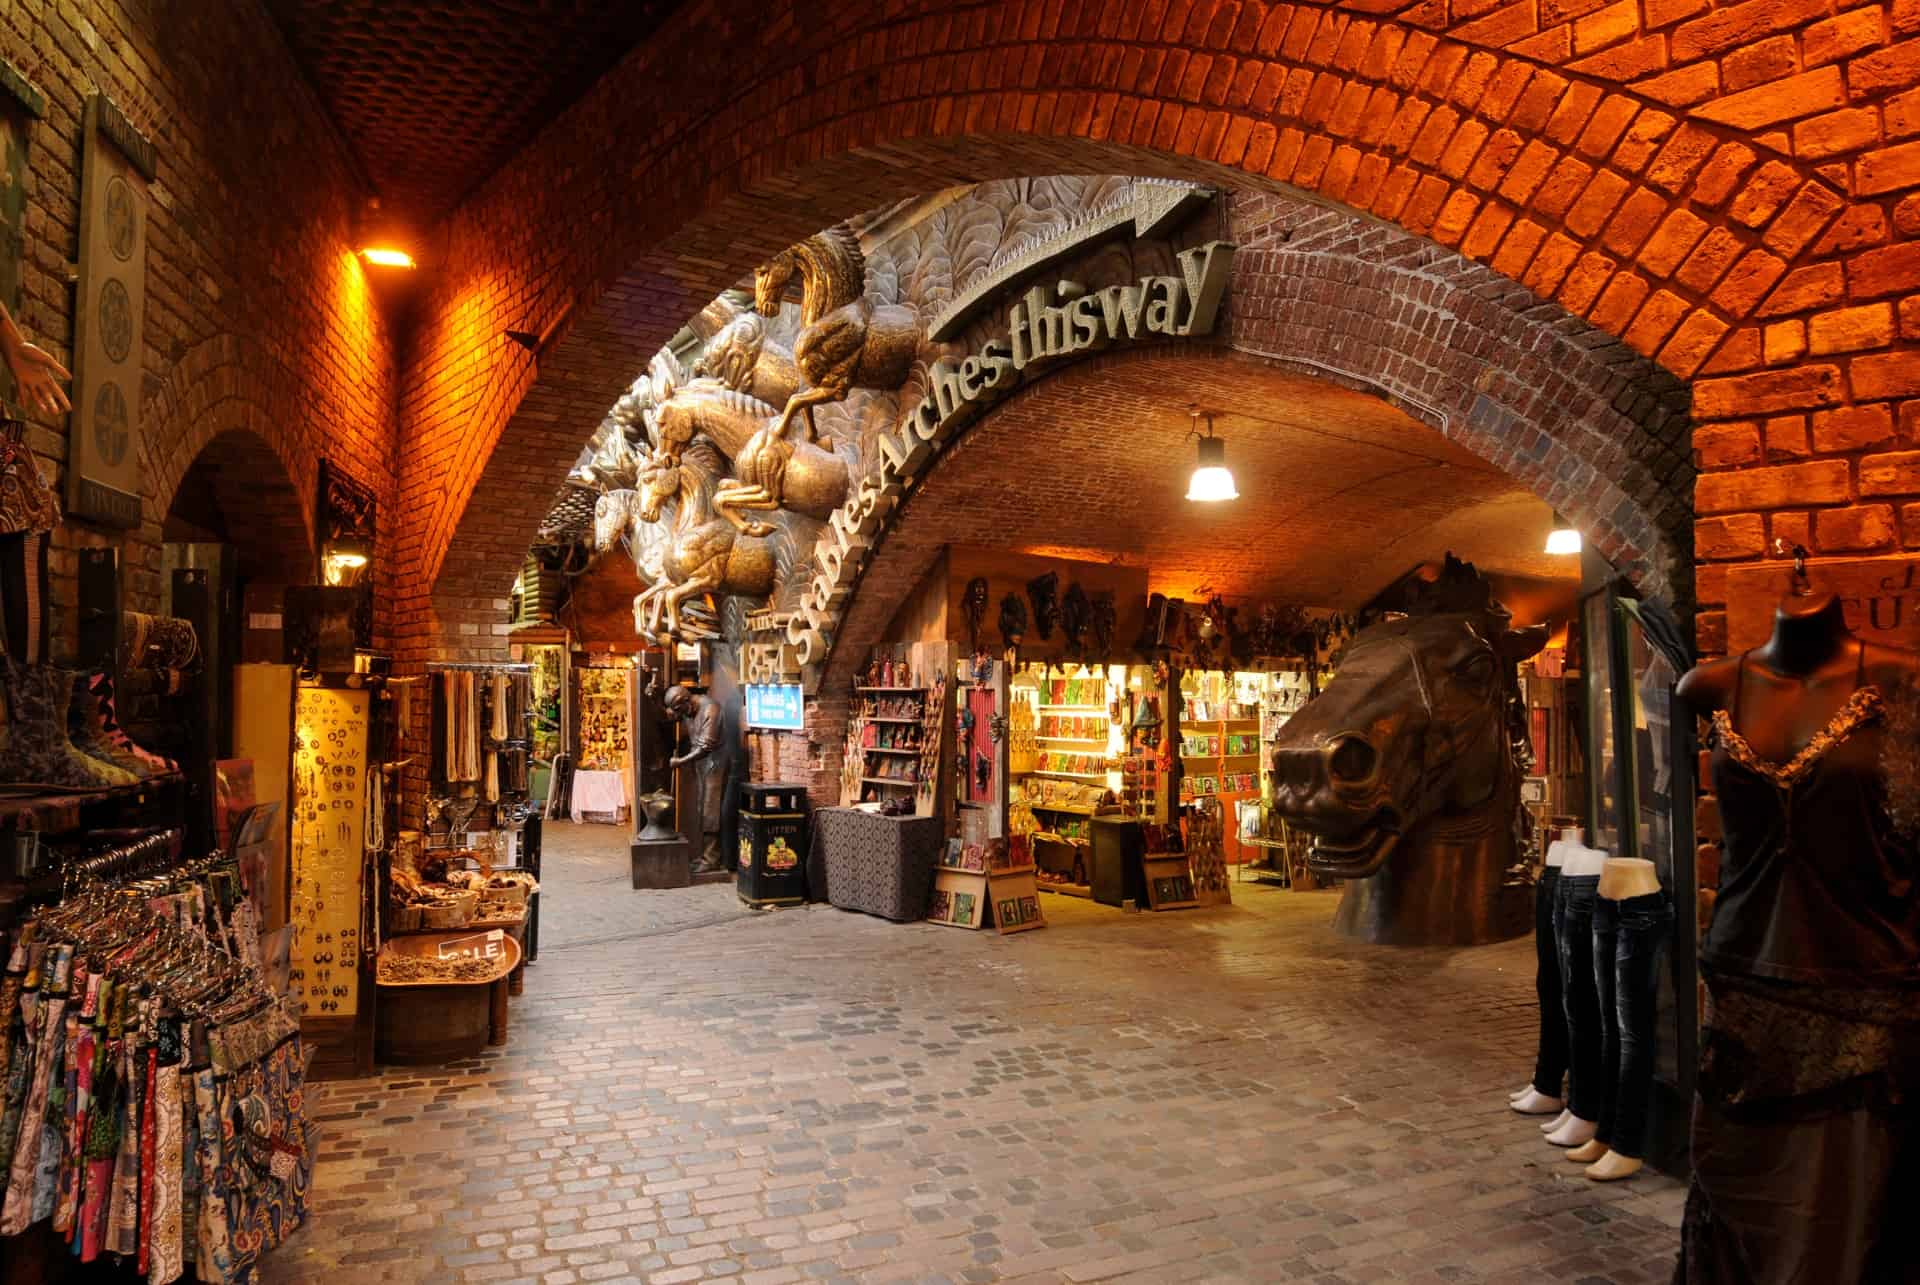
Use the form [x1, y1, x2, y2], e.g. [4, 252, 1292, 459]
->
[390, 0, 1920, 681]
[0, 0, 393, 660]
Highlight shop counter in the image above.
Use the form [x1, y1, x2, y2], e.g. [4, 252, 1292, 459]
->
[570, 768, 629, 823]
[814, 807, 942, 921]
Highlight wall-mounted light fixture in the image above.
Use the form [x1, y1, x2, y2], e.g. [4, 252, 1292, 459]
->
[321, 535, 371, 586]
[1545, 511, 1582, 555]
[1185, 407, 1239, 503]
[356, 198, 420, 272]
[359, 247, 416, 270]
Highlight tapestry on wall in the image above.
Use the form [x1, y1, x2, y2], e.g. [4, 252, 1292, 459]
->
[68, 95, 156, 529]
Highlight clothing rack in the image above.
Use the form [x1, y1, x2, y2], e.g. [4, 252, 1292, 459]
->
[0, 840, 307, 1282]
[428, 663, 534, 803]
[56, 827, 185, 894]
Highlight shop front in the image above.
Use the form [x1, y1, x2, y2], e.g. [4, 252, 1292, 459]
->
[525, 171, 1748, 1203]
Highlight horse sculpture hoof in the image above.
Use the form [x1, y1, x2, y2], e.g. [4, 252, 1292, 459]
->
[745, 521, 776, 538]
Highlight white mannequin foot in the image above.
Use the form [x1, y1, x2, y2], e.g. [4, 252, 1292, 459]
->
[1510, 1088, 1564, 1115]
[1544, 1115, 1598, 1147]
[1540, 1108, 1572, 1133]
[1566, 1138, 1608, 1162]
[1585, 1151, 1643, 1182]
[1509, 1084, 1534, 1101]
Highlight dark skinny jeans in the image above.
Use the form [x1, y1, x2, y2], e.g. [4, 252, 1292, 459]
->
[1554, 874, 1604, 1122]
[1530, 867, 1569, 1097]
[1592, 890, 1671, 1159]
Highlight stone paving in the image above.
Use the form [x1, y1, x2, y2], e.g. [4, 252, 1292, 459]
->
[265, 822, 1686, 1284]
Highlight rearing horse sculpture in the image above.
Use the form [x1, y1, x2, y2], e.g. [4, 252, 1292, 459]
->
[754, 225, 918, 442]
[650, 378, 851, 537]
[1268, 556, 1547, 946]
[633, 448, 775, 641]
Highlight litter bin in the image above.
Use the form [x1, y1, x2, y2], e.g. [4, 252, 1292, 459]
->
[737, 781, 809, 907]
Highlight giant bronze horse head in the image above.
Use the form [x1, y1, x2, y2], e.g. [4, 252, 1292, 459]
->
[1269, 556, 1546, 946]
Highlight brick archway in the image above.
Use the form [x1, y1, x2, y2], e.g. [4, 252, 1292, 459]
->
[399, 0, 1920, 663]
[158, 427, 315, 588]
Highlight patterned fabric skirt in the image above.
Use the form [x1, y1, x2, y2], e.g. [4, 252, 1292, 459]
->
[1674, 971, 1920, 1285]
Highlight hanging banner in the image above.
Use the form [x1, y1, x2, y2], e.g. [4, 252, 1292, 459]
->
[67, 94, 155, 528]
[290, 685, 369, 1019]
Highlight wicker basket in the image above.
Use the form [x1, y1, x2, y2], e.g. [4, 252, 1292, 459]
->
[481, 870, 536, 907]
[419, 888, 480, 929]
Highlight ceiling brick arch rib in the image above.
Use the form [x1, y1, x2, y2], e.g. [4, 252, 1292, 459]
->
[396, 0, 1920, 662]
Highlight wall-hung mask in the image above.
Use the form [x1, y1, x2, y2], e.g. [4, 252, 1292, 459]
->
[962, 576, 989, 652]
[1133, 592, 1168, 658]
[1090, 591, 1116, 660]
[1027, 572, 1059, 641]
[1061, 582, 1091, 657]
[998, 593, 1028, 653]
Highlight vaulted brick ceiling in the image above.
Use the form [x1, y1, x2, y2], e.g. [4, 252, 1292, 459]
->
[264, 0, 683, 222]
[883, 351, 1580, 612]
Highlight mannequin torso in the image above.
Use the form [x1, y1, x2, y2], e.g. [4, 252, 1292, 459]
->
[1675, 593, 1920, 756]
[1598, 857, 1659, 900]
[1543, 826, 1583, 869]
[1561, 844, 1608, 878]
[1676, 583, 1920, 986]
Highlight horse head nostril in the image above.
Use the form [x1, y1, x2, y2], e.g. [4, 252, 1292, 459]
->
[1327, 736, 1378, 784]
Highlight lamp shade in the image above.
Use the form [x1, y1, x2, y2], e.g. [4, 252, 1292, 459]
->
[1545, 512, 1581, 555]
[1186, 434, 1239, 502]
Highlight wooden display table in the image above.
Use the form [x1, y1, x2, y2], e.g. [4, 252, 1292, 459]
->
[375, 928, 523, 1063]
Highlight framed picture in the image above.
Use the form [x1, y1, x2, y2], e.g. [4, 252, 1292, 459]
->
[929, 870, 988, 929]
[990, 870, 1045, 935]
[1143, 856, 1199, 910]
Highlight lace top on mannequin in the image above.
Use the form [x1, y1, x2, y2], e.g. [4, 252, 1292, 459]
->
[1677, 578, 1920, 987]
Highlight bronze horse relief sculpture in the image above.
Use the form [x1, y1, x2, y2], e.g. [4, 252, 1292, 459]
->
[630, 444, 776, 641]
[753, 223, 919, 442]
[649, 378, 852, 536]
[1268, 557, 1547, 946]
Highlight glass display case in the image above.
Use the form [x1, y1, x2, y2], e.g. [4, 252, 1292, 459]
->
[1583, 587, 1698, 1171]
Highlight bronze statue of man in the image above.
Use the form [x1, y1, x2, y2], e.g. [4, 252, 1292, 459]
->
[661, 684, 726, 873]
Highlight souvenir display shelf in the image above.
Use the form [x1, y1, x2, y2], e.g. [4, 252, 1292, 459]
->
[1009, 665, 1116, 887]
[838, 645, 949, 816]
[1243, 669, 1315, 886]
[575, 664, 631, 773]
[1179, 670, 1262, 805]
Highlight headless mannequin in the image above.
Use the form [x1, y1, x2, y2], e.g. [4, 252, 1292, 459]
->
[1509, 826, 1580, 1115]
[1672, 570, 1920, 1278]
[1675, 588, 1918, 747]
[1597, 856, 1659, 901]
[1542, 840, 1608, 1147]
[1566, 855, 1663, 1179]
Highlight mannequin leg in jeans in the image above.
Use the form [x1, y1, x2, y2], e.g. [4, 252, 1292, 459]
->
[1547, 874, 1602, 1147]
[1586, 892, 1671, 1180]
[1512, 867, 1568, 1114]
[1572, 895, 1624, 1164]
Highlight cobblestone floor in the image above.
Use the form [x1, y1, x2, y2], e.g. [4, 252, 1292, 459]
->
[266, 822, 1686, 1284]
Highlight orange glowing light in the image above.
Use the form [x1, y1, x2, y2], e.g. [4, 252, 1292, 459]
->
[360, 247, 416, 269]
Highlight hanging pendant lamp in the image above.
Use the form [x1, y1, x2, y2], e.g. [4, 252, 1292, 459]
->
[1545, 511, 1582, 555]
[1186, 408, 1239, 502]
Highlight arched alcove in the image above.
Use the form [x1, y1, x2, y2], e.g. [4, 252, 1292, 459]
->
[161, 428, 314, 586]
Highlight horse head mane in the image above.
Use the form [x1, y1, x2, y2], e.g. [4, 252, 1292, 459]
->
[756, 224, 865, 324]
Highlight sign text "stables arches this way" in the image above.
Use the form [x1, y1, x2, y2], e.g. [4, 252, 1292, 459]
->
[780, 239, 1237, 670]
